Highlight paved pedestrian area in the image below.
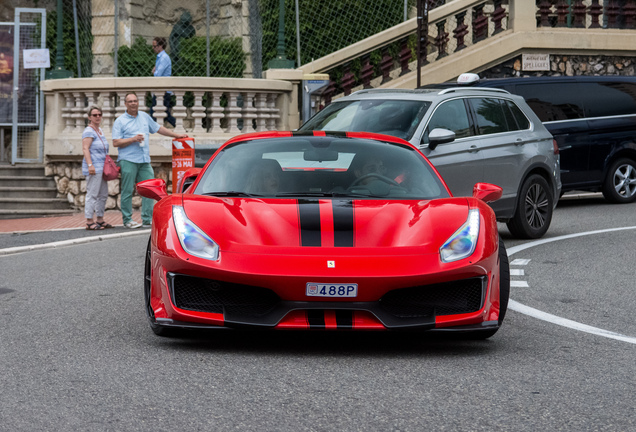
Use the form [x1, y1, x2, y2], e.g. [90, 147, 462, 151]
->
[0, 210, 141, 234]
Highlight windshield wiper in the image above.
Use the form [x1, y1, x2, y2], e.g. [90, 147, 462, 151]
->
[274, 192, 333, 197]
[274, 191, 373, 198]
[202, 191, 261, 197]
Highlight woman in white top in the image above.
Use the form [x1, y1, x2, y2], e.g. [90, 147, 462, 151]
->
[82, 106, 112, 230]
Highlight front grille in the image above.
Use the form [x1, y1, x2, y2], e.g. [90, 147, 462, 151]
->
[169, 274, 280, 317]
[379, 277, 486, 318]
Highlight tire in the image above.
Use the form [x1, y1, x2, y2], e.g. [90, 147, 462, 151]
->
[144, 237, 173, 336]
[466, 237, 510, 340]
[602, 158, 636, 204]
[496, 238, 510, 326]
[506, 174, 553, 239]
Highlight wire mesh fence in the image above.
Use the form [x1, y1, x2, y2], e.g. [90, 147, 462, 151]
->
[38, 1, 636, 81]
[45, 0, 427, 79]
[45, 0, 92, 78]
[15, 10, 46, 163]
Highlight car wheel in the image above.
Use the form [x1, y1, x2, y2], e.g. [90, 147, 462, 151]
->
[496, 238, 510, 326]
[602, 158, 636, 203]
[144, 237, 173, 337]
[506, 174, 553, 239]
[465, 237, 510, 340]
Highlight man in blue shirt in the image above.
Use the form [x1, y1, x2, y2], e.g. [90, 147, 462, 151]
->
[112, 92, 187, 228]
[150, 37, 176, 127]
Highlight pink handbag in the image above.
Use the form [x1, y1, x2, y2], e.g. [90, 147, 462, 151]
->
[102, 154, 120, 181]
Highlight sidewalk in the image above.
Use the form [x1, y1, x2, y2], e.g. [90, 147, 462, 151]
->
[0, 210, 141, 234]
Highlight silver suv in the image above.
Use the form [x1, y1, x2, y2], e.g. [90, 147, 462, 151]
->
[299, 87, 561, 239]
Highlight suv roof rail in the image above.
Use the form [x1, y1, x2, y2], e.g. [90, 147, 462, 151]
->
[351, 88, 438, 96]
[438, 87, 510, 95]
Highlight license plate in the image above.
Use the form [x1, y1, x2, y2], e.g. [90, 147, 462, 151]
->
[306, 283, 358, 298]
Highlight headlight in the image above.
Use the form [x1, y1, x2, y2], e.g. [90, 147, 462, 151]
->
[440, 209, 479, 263]
[172, 205, 219, 260]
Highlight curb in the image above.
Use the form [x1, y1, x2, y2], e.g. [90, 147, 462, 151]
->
[0, 229, 151, 257]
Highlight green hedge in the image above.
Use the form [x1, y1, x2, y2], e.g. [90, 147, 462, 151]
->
[115, 36, 245, 78]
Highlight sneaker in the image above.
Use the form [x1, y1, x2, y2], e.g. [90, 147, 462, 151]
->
[142, 222, 152, 228]
[124, 221, 142, 229]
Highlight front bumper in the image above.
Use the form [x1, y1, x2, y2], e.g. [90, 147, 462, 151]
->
[161, 272, 490, 331]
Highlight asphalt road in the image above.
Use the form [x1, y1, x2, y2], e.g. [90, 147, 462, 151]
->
[1, 195, 635, 431]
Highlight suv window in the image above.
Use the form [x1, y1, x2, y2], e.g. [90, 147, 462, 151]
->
[423, 99, 472, 143]
[513, 83, 585, 122]
[469, 97, 520, 135]
[578, 82, 636, 118]
[301, 99, 430, 141]
[506, 100, 530, 130]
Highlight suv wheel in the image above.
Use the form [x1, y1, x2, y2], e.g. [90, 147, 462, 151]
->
[602, 158, 636, 204]
[506, 174, 553, 239]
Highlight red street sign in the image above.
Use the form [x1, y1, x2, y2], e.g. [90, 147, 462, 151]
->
[172, 138, 194, 193]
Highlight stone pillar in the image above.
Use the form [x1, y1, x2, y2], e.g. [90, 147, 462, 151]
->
[91, 0, 116, 76]
[509, 0, 536, 33]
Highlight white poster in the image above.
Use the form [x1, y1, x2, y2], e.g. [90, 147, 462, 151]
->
[23, 48, 50, 69]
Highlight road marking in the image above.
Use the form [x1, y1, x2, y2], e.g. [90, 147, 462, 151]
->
[507, 226, 636, 345]
[0, 230, 150, 257]
[511, 258, 531, 265]
[511, 281, 529, 288]
[509, 300, 636, 345]
[510, 269, 524, 276]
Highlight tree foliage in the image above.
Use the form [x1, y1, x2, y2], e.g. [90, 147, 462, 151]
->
[115, 37, 155, 78]
[177, 37, 245, 78]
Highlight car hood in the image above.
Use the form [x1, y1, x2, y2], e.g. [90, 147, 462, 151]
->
[181, 196, 471, 253]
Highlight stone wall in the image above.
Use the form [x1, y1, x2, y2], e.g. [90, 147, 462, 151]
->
[45, 160, 172, 211]
[0, 0, 55, 21]
[479, 54, 636, 79]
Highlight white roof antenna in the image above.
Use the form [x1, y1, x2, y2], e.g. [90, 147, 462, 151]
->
[457, 73, 480, 85]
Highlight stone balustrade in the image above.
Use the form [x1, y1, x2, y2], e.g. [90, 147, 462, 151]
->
[41, 77, 298, 160]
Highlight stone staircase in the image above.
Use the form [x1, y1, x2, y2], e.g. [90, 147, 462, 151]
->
[0, 164, 75, 219]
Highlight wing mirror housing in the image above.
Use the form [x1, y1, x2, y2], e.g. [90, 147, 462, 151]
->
[427, 128, 456, 150]
[176, 168, 202, 194]
[473, 182, 503, 203]
[137, 178, 168, 201]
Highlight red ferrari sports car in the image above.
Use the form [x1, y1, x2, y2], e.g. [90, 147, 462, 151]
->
[137, 131, 510, 338]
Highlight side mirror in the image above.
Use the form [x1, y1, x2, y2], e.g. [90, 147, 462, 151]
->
[472, 182, 502, 203]
[427, 128, 456, 150]
[137, 178, 168, 201]
[176, 168, 202, 194]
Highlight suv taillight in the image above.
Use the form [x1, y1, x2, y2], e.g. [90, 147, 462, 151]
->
[553, 139, 559, 155]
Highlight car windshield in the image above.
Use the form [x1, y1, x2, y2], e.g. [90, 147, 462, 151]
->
[299, 99, 430, 140]
[194, 136, 448, 199]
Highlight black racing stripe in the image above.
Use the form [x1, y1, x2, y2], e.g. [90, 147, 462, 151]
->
[291, 131, 315, 137]
[335, 310, 353, 329]
[298, 199, 321, 247]
[307, 310, 325, 329]
[333, 199, 354, 247]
